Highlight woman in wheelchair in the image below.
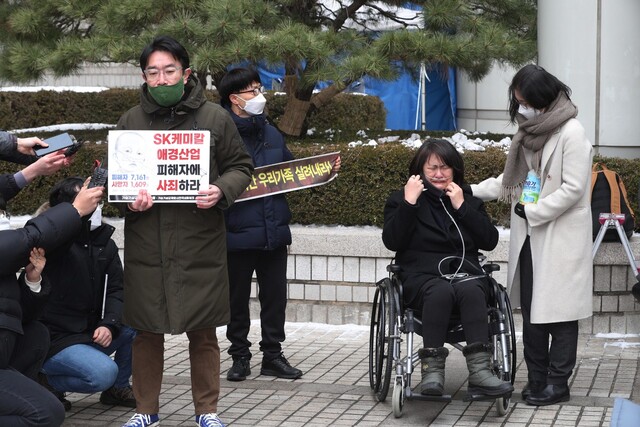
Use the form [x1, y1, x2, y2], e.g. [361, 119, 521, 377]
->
[382, 138, 513, 398]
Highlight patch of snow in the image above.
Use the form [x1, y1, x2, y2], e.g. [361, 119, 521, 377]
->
[1, 86, 109, 93]
[12, 123, 115, 134]
[604, 341, 640, 349]
[596, 333, 640, 339]
[355, 130, 512, 154]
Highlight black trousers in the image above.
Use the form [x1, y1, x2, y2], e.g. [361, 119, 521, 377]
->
[519, 236, 578, 385]
[408, 276, 490, 348]
[0, 321, 65, 426]
[226, 246, 288, 360]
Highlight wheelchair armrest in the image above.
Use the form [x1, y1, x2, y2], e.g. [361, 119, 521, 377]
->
[387, 264, 402, 273]
[482, 263, 501, 273]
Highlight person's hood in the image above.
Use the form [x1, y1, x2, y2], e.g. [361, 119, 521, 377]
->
[224, 105, 267, 138]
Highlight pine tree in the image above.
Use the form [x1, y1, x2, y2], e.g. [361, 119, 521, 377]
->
[0, 0, 536, 136]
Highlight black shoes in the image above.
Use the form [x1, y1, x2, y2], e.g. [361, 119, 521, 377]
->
[525, 383, 570, 406]
[260, 353, 303, 379]
[521, 381, 546, 400]
[227, 357, 251, 382]
[99, 385, 137, 408]
[37, 373, 72, 411]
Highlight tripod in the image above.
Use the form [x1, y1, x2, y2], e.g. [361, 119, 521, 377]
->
[592, 213, 640, 283]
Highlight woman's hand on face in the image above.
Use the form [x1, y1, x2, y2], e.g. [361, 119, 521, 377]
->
[445, 182, 464, 210]
[404, 174, 424, 205]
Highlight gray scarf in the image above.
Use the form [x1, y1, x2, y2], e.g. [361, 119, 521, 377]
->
[500, 92, 578, 202]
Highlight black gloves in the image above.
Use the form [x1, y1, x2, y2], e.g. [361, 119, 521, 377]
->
[514, 202, 527, 220]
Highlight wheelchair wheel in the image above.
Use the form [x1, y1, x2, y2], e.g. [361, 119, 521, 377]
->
[492, 288, 517, 416]
[368, 278, 396, 402]
[392, 377, 404, 418]
[493, 334, 511, 416]
[504, 291, 517, 385]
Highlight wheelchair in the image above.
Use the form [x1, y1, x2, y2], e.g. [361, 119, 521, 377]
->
[368, 257, 517, 418]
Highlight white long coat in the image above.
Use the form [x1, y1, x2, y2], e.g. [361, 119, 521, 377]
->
[472, 118, 593, 324]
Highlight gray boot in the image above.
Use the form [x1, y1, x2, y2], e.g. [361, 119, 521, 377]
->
[463, 342, 514, 397]
[418, 347, 449, 396]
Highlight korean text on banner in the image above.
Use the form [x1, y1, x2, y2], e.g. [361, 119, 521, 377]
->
[236, 152, 340, 202]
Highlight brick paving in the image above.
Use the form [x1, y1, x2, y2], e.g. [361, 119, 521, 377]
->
[60, 320, 640, 426]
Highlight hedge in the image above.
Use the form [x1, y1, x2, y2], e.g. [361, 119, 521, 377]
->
[3, 138, 639, 231]
[0, 89, 385, 136]
[2, 89, 637, 228]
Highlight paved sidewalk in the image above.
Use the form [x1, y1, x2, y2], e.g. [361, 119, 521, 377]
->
[60, 321, 640, 426]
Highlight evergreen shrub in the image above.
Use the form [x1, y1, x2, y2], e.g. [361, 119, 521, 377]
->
[1, 87, 637, 230]
[4, 139, 635, 232]
[0, 89, 385, 135]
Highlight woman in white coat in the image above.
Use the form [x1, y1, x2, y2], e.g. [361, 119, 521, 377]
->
[472, 64, 592, 406]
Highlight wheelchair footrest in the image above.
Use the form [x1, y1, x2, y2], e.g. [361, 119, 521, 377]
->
[464, 392, 512, 402]
[406, 389, 452, 402]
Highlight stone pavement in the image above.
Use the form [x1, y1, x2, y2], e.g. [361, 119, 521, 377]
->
[60, 320, 640, 427]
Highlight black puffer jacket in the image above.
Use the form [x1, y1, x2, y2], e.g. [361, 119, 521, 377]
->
[0, 203, 82, 336]
[382, 187, 498, 305]
[39, 222, 124, 358]
[224, 109, 294, 251]
[0, 131, 36, 208]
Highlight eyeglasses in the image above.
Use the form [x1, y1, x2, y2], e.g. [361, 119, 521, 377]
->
[425, 165, 452, 174]
[143, 66, 183, 82]
[235, 86, 265, 96]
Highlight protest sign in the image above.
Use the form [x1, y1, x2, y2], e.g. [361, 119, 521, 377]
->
[236, 152, 340, 202]
[107, 130, 210, 203]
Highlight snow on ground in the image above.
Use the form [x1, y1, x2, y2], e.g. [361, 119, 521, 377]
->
[309, 127, 511, 153]
[12, 123, 115, 134]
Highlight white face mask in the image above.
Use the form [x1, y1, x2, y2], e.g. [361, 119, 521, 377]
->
[518, 104, 542, 120]
[89, 204, 102, 231]
[238, 93, 266, 116]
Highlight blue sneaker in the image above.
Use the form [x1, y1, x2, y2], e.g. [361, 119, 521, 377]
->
[195, 413, 225, 427]
[122, 413, 159, 427]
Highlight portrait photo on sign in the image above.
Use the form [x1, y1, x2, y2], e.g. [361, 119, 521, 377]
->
[107, 130, 210, 203]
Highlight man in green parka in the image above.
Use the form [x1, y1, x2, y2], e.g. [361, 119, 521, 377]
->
[116, 36, 253, 427]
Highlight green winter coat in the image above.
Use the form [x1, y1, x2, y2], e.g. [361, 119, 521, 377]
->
[116, 76, 253, 334]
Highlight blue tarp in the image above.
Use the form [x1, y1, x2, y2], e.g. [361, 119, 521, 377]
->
[363, 69, 456, 131]
[254, 65, 457, 131]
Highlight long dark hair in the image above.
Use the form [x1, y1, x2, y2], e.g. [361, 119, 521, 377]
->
[408, 138, 465, 186]
[508, 64, 572, 123]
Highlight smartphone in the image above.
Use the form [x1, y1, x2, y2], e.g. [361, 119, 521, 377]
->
[34, 133, 77, 157]
[63, 139, 84, 157]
